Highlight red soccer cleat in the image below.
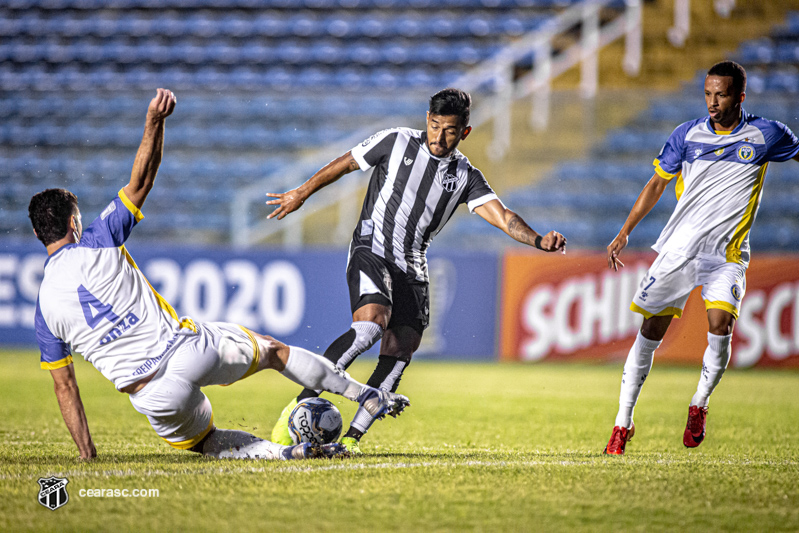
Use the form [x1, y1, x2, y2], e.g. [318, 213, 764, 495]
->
[683, 405, 708, 448]
[603, 423, 635, 455]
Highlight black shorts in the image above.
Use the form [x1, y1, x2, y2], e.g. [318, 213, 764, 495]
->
[346, 248, 429, 334]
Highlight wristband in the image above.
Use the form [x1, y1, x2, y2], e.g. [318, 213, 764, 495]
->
[534, 235, 543, 250]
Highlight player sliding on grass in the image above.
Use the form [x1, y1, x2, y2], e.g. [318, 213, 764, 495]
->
[603, 61, 799, 455]
[266, 88, 567, 454]
[29, 89, 408, 462]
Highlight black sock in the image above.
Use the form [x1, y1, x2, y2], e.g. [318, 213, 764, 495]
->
[323, 328, 358, 366]
[295, 329, 359, 402]
[344, 355, 411, 440]
[365, 354, 411, 392]
[344, 427, 364, 440]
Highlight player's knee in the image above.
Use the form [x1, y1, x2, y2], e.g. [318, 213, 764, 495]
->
[380, 331, 419, 362]
[640, 315, 671, 341]
[708, 320, 735, 336]
[353, 303, 391, 330]
[707, 309, 735, 336]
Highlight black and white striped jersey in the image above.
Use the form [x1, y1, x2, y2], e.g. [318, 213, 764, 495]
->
[349, 127, 498, 282]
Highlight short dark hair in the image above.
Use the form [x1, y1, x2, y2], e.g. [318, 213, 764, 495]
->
[28, 188, 79, 246]
[429, 88, 471, 126]
[707, 61, 747, 95]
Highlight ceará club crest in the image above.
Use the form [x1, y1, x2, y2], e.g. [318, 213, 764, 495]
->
[439, 172, 460, 192]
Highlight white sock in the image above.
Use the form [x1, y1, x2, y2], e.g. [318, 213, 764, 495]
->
[201, 429, 286, 460]
[350, 405, 378, 434]
[336, 321, 383, 370]
[615, 331, 661, 428]
[281, 346, 363, 401]
[690, 332, 732, 408]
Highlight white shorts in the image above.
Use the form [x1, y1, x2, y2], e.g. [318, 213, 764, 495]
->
[630, 252, 747, 320]
[128, 322, 261, 449]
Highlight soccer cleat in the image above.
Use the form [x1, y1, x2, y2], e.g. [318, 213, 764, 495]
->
[356, 387, 410, 420]
[340, 436, 363, 456]
[271, 397, 298, 446]
[282, 442, 350, 460]
[603, 423, 635, 456]
[683, 405, 708, 448]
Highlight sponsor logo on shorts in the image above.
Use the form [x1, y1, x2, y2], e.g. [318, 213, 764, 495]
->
[737, 144, 755, 162]
[731, 284, 742, 301]
[132, 334, 178, 376]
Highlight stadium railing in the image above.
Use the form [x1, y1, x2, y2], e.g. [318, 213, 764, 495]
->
[230, 0, 642, 246]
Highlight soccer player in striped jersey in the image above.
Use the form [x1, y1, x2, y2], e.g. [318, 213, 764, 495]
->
[31, 89, 408, 462]
[267, 88, 567, 453]
[603, 61, 799, 455]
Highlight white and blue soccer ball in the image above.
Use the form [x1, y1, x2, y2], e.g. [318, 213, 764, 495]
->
[288, 397, 343, 445]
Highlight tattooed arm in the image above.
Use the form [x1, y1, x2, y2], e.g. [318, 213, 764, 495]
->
[474, 199, 566, 252]
[266, 151, 360, 220]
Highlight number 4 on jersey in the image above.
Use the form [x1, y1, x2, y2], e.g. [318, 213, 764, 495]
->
[77, 285, 120, 329]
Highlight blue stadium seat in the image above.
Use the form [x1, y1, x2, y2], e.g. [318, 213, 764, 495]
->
[289, 13, 321, 38]
[765, 69, 799, 93]
[252, 14, 285, 37]
[0, 0, 666, 244]
[775, 42, 799, 63]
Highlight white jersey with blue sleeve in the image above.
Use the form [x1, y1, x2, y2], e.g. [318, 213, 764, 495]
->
[35, 189, 196, 390]
[652, 110, 799, 265]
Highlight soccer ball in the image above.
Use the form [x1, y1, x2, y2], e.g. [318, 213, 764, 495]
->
[288, 397, 343, 445]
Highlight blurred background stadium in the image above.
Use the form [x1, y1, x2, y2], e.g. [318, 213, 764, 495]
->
[2, 0, 798, 366]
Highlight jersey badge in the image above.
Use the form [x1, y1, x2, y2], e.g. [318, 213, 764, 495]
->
[737, 144, 755, 162]
[731, 284, 742, 301]
[404, 157, 413, 166]
[714, 147, 724, 156]
[438, 172, 460, 193]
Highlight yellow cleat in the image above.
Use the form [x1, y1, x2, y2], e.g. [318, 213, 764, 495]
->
[340, 436, 362, 455]
[271, 397, 298, 445]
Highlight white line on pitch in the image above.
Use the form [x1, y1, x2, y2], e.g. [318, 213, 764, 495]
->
[2, 457, 797, 480]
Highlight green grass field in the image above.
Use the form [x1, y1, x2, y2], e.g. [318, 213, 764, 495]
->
[1, 349, 798, 532]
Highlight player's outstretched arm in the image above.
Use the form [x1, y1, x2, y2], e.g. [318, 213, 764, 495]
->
[266, 151, 359, 220]
[122, 88, 177, 210]
[50, 364, 96, 460]
[474, 199, 566, 252]
[607, 173, 669, 271]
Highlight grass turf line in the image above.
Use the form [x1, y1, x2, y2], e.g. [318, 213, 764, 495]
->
[1, 349, 798, 532]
